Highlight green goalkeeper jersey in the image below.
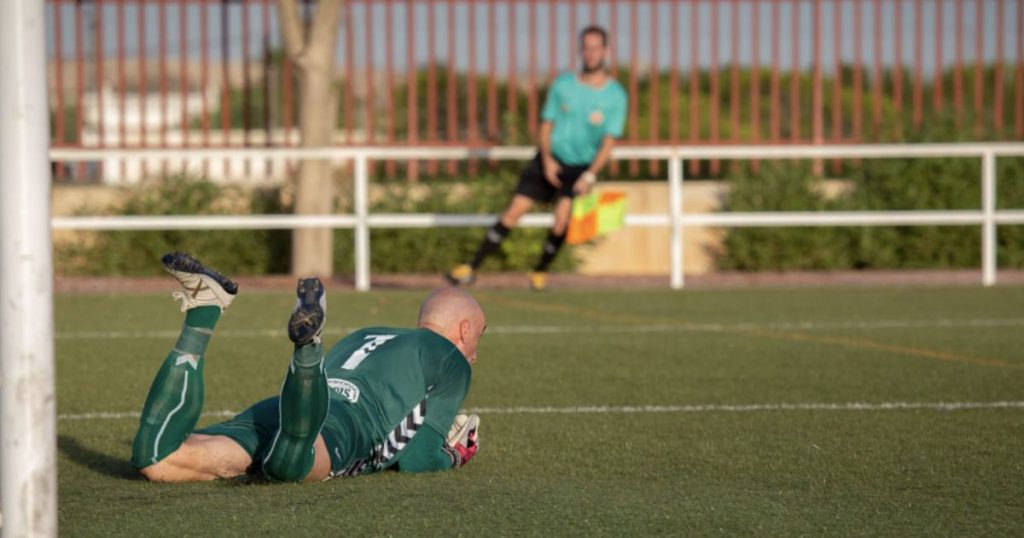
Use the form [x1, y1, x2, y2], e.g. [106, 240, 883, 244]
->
[319, 327, 472, 477]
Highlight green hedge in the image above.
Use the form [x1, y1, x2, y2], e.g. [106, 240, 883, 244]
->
[714, 162, 858, 270]
[716, 117, 1024, 271]
[55, 174, 576, 276]
[55, 176, 291, 276]
[335, 172, 576, 274]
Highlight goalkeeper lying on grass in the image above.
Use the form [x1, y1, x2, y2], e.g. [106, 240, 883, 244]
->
[131, 252, 483, 482]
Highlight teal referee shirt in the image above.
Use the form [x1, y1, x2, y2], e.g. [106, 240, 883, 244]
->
[541, 72, 628, 166]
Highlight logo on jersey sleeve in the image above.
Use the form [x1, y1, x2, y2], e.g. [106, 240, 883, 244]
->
[326, 378, 361, 403]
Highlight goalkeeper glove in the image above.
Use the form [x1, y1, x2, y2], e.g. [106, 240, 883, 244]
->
[445, 414, 480, 468]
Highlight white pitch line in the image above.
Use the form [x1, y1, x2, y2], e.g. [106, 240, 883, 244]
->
[464, 401, 1024, 414]
[722, 318, 1024, 331]
[57, 400, 1024, 421]
[53, 318, 1024, 340]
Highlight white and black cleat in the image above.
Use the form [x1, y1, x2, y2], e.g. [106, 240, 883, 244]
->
[288, 277, 326, 346]
[162, 252, 239, 312]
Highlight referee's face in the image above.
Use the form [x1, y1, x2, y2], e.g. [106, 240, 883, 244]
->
[580, 32, 607, 73]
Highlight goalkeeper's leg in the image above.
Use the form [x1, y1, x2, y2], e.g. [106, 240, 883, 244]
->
[131, 253, 237, 470]
[261, 278, 330, 482]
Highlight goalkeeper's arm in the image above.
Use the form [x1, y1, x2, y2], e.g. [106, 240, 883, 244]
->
[394, 354, 475, 472]
[392, 427, 455, 472]
[394, 398, 480, 472]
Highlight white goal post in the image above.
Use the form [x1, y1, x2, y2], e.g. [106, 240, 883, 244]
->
[50, 143, 1024, 291]
[1, 0, 58, 536]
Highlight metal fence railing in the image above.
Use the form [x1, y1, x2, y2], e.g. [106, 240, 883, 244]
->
[50, 143, 1024, 290]
[47, 0, 1024, 182]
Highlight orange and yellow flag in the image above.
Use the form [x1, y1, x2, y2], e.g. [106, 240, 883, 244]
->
[566, 190, 627, 245]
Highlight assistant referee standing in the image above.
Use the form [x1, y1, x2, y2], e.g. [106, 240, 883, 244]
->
[447, 25, 628, 291]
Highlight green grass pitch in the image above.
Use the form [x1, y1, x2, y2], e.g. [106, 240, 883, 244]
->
[56, 286, 1024, 535]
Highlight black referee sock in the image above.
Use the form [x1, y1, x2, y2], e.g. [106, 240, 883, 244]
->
[470, 222, 511, 269]
[534, 231, 567, 272]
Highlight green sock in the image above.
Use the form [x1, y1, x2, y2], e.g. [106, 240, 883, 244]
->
[262, 344, 329, 482]
[184, 305, 221, 330]
[130, 319, 214, 468]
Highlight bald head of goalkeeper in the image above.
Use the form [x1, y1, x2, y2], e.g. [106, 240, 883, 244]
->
[417, 287, 487, 365]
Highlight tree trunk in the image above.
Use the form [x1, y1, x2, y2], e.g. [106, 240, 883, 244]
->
[277, 0, 343, 277]
[291, 68, 337, 277]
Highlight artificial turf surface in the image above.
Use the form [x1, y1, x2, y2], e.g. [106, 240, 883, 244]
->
[55, 285, 1024, 536]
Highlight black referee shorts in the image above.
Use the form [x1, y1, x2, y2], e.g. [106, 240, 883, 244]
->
[514, 153, 590, 203]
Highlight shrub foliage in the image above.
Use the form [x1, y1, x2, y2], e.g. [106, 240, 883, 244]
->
[56, 173, 576, 276]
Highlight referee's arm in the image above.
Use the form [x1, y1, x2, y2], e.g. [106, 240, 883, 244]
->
[579, 89, 627, 192]
[587, 135, 616, 177]
[539, 121, 561, 186]
[538, 120, 556, 163]
[575, 135, 615, 194]
[590, 89, 627, 178]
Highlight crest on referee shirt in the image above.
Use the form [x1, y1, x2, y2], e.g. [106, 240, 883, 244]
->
[589, 110, 604, 125]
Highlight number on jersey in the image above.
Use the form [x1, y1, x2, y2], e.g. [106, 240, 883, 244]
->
[341, 334, 398, 370]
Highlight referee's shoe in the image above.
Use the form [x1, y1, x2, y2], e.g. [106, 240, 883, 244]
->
[527, 271, 547, 292]
[445, 264, 476, 287]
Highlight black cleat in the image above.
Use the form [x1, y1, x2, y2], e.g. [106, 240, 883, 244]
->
[288, 277, 326, 346]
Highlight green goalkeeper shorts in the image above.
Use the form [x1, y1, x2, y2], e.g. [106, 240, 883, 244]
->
[196, 396, 374, 475]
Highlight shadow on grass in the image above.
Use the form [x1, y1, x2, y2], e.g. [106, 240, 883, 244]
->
[57, 435, 138, 480]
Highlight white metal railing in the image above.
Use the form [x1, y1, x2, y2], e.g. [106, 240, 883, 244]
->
[50, 143, 1024, 291]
